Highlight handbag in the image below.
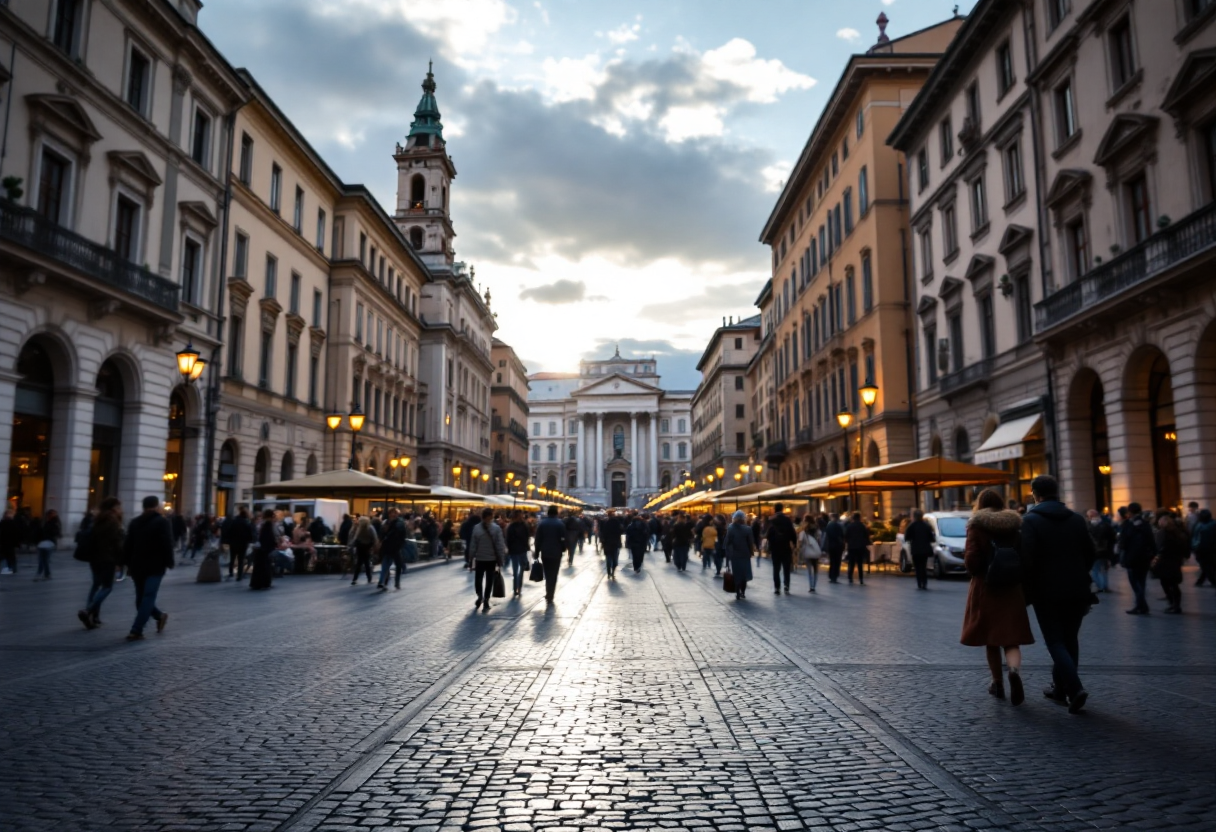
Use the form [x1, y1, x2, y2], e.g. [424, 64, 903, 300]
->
[491, 569, 506, 598]
[722, 570, 736, 594]
[529, 560, 544, 582]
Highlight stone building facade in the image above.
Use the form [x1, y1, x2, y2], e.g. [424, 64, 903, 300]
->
[490, 338, 530, 493]
[691, 316, 761, 486]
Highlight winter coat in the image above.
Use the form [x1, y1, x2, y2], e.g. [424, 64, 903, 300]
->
[700, 524, 719, 552]
[89, 511, 125, 567]
[844, 519, 871, 552]
[725, 522, 754, 582]
[534, 516, 567, 558]
[625, 519, 649, 552]
[1118, 516, 1155, 570]
[221, 515, 253, 554]
[1087, 518, 1116, 560]
[1021, 500, 1096, 609]
[338, 517, 353, 545]
[1155, 527, 1188, 585]
[822, 520, 845, 553]
[765, 513, 797, 558]
[506, 520, 531, 555]
[124, 511, 175, 577]
[599, 516, 624, 551]
[380, 518, 407, 559]
[960, 509, 1034, 648]
[469, 519, 506, 563]
[670, 520, 693, 548]
[903, 519, 935, 557]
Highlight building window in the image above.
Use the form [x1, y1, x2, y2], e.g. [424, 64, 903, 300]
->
[969, 175, 988, 231]
[1055, 79, 1077, 146]
[258, 331, 273, 389]
[285, 343, 298, 399]
[355, 302, 364, 342]
[735, 376, 745, 391]
[532, 421, 540, 436]
[547, 444, 556, 462]
[996, 40, 1015, 96]
[1014, 275, 1032, 343]
[858, 167, 868, 215]
[1047, 0, 1070, 30]
[736, 432, 746, 453]
[312, 289, 323, 327]
[239, 133, 253, 185]
[831, 152, 839, 176]
[942, 204, 958, 257]
[917, 149, 929, 192]
[979, 294, 996, 358]
[227, 315, 244, 377]
[316, 208, 326, 251]
[52, 0, 82, 56]
[269, 164, 282, 213]
[965, 83, 981, 133]
[359, 233, 367, 264]
[1003, 141, 1025, 202]
[113, 195, 140, 262]
[181, 237, 201, 305]
[661, 418, 670, 432]
[289, 271, 301, 314]
[1109, 17, 1136, 89]
[568, 419, 578, 434]
[843, 188, 853, 235]
[949, 313, 964, 372]
[856, 108, 864, 138]
[924, 323, 938, 385]
[940, 117, 953, 165]
[1127, 174, 1152, 244]
[568, 443, 576, 461]
[532, 445, 540, 461]
[36, 147, 70, 224]
[678, 418, 687, 433]
[662, 442, 671, 460]
[264, 255, 277, 298]
[862, 252, 873, 311]
[736, 404, 745, 418]
[191, 108, 211, 169]
[125, 47, 151, 115]
[846, 271, 856, 325]
[677, 442, 687, 460]
[1067, 218, 1088, 279]
[293, 187, 304, 233]
[233, 231, 248, 278]
[548, 421, 557, 435]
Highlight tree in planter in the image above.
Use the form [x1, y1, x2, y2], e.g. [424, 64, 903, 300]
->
[2, 176, 23, 201]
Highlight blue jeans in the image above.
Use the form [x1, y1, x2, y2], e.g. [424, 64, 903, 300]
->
[36, 543, 53, 578]
[1033, 603, 1086, 698]
[805, 559, 819, 590]
[1127, 566, 1148, 611]
[378, 550, 404, 586]
[508, 552, 529, 593]
[701, 548, 713, 570]
[604, 548, 620, 574]
[1091, 558, 1110, 591]
[86, 561, 115, 616]
[130, 574, 164, 635]
[674, 546, 689, 570]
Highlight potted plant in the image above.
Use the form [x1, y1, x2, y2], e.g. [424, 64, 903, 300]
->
[2, 176, 23, 201]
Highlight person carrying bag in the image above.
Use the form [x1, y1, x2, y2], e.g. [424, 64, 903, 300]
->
[798, 516, 823, 593]
[469, 508, 506, 611]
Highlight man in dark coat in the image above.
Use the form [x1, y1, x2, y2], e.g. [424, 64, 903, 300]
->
[844, 512, 872, 585]
[823, 513, 846, 583]
[221, 507, 254, 581]
[625, 512, 649, 572]
[671, 513, 693, 571]
[903, 509, 936, 590]
[1021, 475, 1096, 714]
[338, 514, 353, 546]
[0, 507, 18, 573]
[765, 503, 797, 594]
[123, 496, 175, 641]
[1118, 502, 1154, 614]
[534, 505, 567, 603]
[563, 512, 581, 566]
[377, 508, 408, 590]
[599, 510, 624, 579]
[647, 513, 661, 552]
[308, 515, 329, 544]
[459, 510, 480, 570]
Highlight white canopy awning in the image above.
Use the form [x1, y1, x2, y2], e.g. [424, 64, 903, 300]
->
[974, 415, 1042, 464]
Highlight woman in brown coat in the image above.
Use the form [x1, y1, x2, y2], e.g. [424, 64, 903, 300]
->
[960, 489, 1034, 705]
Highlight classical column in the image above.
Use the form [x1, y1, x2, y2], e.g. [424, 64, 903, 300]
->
[630, 413, 639, 492]
[650, 411, 659, 487]
[595, 413, 604, 491]
[577, 415, 587, 489]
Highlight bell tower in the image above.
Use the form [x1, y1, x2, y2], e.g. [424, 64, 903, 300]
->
[394, 62, 457, 273]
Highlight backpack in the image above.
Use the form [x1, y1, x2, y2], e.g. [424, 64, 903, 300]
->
[986, 537, 1021, 590]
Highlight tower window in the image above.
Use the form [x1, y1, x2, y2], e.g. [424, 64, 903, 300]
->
[410, 174, 425, 208]
[409, 227, 424, 250]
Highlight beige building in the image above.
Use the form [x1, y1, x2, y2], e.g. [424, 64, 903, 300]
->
[691, 315, 761, 486]
[747, 280, 777, 459]
[756, 14, 963, 517]
[0, 0, 245, 524]
[889, 0, 1050, 509]
[490, 338, 530, 493]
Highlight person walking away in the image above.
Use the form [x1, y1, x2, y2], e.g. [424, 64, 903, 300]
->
[1085, 510, 1116, 593]
[1118, 502, 1154, 615]
[308, 514, 329, 544]
[249, 509, 277, 590]
[123, 497, 174, 640]
[349, 516, 378, 585]
[626, 512, 649, 572]
[459, 510, 480, 570]
[563, 512, 581, 566]
[725, 511, 755, 600]
[78, 498, 124, 629]
[766, 504, 796, 595]
[660, 517, 673, 563]
[469, 507, 506, 611]
[671, 513, 693, 571]
[599, 510, 624, 579]
[700, 517, 719, 573]
[798, 515, 822, 592]
[534, 506, 566, 603]
[377, 508, 408, 591]
[186, 514, 209, 562]
[1155, 512, 1188, 614]
[1021, 475, 1096, 714]
[221, 507, 254, 581]
[1184, 501, 1200, 536]
[648, 513, 661, 552]
[0, 508, 18, 574]
[823, 513, 845, 583]
[34, 509, 61, 581]
[338, 514, 353, 546]
[904, 509, 935, 590]
[506, 510, 531, 597]
[844, 512, 871, 585]
[1192, 509, 1216, 587]
[959, 490, 1033, 705]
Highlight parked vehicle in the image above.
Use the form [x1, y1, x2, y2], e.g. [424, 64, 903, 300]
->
[897, 511, 970, 578]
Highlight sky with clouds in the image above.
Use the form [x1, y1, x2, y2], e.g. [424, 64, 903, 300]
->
[201, 0, 977, 388]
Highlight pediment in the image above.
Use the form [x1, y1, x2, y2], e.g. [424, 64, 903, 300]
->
[1093, 114, 1158, 168]
[998, 224, 1033, 255]
[107, 150, 163, 189]
[916, 295, 938, 317]
[1045, 169, 1092, 209]
[26, 94, 101, 145]
[573, 373, 661, 397]
[179, 201, 217, 231]
[964, 254, 995, 282]
[1162, 48, 1216, 117]
[939, 276, 964, 298]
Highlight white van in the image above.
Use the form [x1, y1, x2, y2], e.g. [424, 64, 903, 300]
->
[250, 498, 348, 535]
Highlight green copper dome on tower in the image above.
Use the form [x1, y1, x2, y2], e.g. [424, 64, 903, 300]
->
[408, 61, 444, 141]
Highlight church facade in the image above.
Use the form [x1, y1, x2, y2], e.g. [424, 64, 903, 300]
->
[527, 353, 693, 508]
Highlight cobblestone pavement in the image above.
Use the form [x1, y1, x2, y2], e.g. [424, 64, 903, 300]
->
[1, 550, 1213, 831]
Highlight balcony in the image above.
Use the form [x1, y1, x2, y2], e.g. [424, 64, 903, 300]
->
[764, 440, 788, 465]
[0, 198, 180, 314]
[794, 427, 814, 449]
[1036, 200, 1216, 333]
[939, 357, 994, 397]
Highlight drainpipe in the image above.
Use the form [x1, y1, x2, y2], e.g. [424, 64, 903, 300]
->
[201, 108, 241, 516]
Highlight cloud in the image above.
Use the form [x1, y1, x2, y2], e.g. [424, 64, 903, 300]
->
[581, 339, 704, 389]
[314, 0, 516, 65]
[533, 1, 550, 25]
[836, 28, 861, 43]
[638, 280, 765, 325]
[518, 279, 592, 304]
[605, 21, 641, 45]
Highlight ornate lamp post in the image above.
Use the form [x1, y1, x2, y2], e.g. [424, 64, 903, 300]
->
[326, 412, 343, 470]
[858, 378, 879, 468]
[836, 407, 853, 511]
[715, 465, 725, 491]
[347, 406, 365, 470]
[452, 462, 462, 489]
[176, 343, 207, 383]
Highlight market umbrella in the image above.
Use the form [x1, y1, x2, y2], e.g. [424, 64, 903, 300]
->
[708, 481, 778, 507]
[253, 468, 430, 497]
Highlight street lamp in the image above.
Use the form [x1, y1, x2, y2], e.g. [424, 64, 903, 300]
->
[469, 467, 481, 493]
[715, 465, 725, 490]
[858, 378, 879, 469]
[347, 406, 365, 469]
[836, 408, 853, 511]
[175, 343, 206, 383]
[452, 462, 462, 488]
[326, 412, 342, 470]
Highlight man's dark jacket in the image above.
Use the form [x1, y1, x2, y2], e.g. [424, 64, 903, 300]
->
[459, 515, 480, 546]
[124, 511, 175, 577]
[534, 516, 566, 558]
[823, 519, 845, 553]
[765, 512, 797, 558]
[904, 519, 935, 556]
[221, 514, 253, 554]
[1021, 500, 1096, 607]
[380, 517, 407, 558]
[599, 516, 624, 551]
[844, 519, 872, 551]
[671, 520, 693, 547]
[625, 518, 649, 552]
[506, 520, 530, 555]
[1117, 515, 1154, 570]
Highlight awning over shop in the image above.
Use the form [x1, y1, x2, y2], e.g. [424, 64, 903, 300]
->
[708, 482, 778, 505]
[753, 475, 841, 500]
[253, 469, 430, 497]
[831, 456, 1010, 491]
[973, 415, 1043, 464]
[661, 489, 712, 511]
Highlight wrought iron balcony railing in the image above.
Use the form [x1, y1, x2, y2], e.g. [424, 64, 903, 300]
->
[939, 357, 994, 395]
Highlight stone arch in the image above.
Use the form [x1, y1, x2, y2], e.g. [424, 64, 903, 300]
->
[306, 453, 318, 475]
[980, 414, 1000, 443]
[866, 439, 880, 468]
[253, 447, 271, 487]
[10, 326, 79, 388]
[366, 453, 378, 475]
[929, 434, 943, 458]
[1121, 344, 1180, 509]
[829, 450, 839, 473]
[409, 226, 423, 250]
[410, 173, 425, 206]
[1063, 367, 1108, 513]
[818, 455, 828, 477]
[280, 450, 294, 482]
[1184, 317, 1216, 506]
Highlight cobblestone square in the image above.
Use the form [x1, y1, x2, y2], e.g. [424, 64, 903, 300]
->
[1, 553, 1213, 831]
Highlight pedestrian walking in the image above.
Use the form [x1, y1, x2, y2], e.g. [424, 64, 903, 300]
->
[220, 507, 253, 580]
[1191, 508, 1215, 587]
[660, 517, 673, 563]
[250, 509, 277, 590]
[0, 507, 18, 574]
[904, 509, 935, 590]
[648, 513, 661, 552]
[797, 515, 822, 592]
[78, 498, 124, 630]
[823, 513, 845, 583]
[506, 510, 531, 597]
[599, 509, 624, 579]
[1021, 475, 1097, 714]
[1118, 502, 1155, 615]
[564, 512, 581, 567]
[34, 509, 61, 581]
[626, 512, 648, 572]
[123, 496, 174, 641]
[671, 512, 693, 571]
[170, 510, 187, 556]
[1086, 510, 1116, 593]
[725, 510, 754, 600]
[844, 512, 871, 585]
[376, 507, 408, 591]
[766, 504, 796, 595]
[700, 517, 718, 573]
[349, 516, 378, 585]
[459, 510, 480, 570]
[534, 505, 566, 603]
[960, 490, 1033, 705]
[1154, 512, 1188, 614]
[469, 507, 506, 611]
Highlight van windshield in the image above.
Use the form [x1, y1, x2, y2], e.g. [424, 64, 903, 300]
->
[936, 517, 968, 538]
